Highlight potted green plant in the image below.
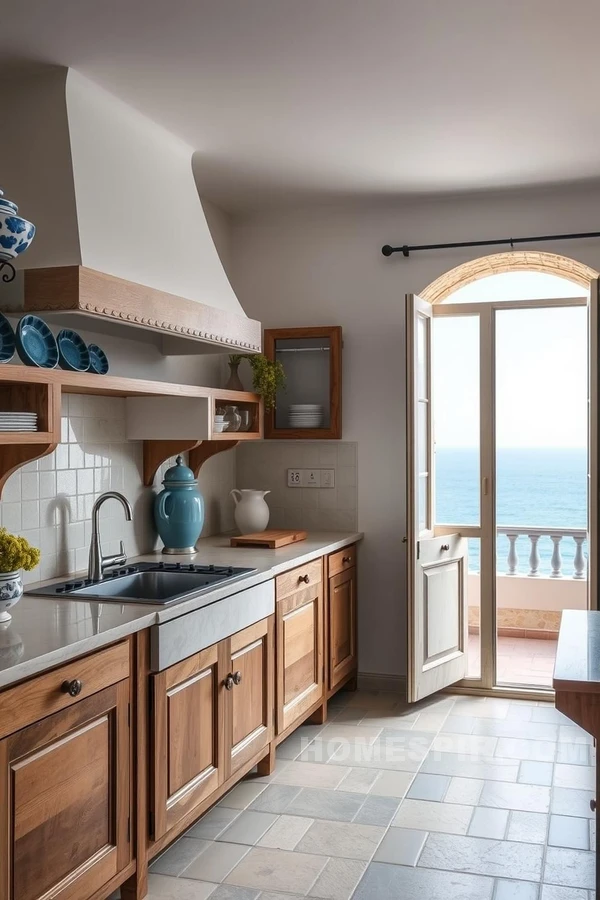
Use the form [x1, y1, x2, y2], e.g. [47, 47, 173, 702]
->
[227, 354, 286, 412]
[0, 528, 40, 622]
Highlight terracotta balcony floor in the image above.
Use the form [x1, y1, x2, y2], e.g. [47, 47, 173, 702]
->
[468, 632, 557, 687]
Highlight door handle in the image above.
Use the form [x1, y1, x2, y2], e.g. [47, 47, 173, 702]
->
[440, 544, 450, 552]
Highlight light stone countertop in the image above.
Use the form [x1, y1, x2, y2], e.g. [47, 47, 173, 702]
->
[553, 609, 600, 692]
[0, 531, 362, 689]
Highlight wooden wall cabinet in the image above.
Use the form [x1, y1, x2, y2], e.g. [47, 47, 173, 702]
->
[264, 326, 342, 439]
[151, 618, 274, 840]
[275, 560, 324, 734]
[327, 548, 358, 692]
[0, 645, 131, 900]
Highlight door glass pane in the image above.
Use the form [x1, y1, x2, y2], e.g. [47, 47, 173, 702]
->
[495, 306, 587, 689]
[274, 336, 331, 429]
[466, 538, 481, 679]
[418, 402, 428, 474]
[433, 316, 480, 525]
[417, 313, 428, 397]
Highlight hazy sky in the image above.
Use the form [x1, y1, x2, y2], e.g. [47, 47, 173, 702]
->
[432, 273, 588, 449]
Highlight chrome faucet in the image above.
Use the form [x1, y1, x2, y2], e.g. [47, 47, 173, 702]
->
[88, 491, 133, 581]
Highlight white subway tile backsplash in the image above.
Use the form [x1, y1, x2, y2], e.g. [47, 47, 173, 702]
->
[56, 470, 77, 496]
[21, 472, 39, 501]
[236, 441, 357, 533]
[39, 471, 56, 499]
[21, 500, 40, 530]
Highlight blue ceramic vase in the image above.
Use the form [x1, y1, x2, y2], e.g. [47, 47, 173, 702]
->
[154, 456, 204, 554]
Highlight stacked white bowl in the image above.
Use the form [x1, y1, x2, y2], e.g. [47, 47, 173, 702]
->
[288, 404, 323, 428]
[0, 412, 38, 432]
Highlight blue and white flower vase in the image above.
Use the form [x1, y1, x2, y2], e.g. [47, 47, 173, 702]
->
[0, 189, 35, 262]
[0, 570, 23, 623]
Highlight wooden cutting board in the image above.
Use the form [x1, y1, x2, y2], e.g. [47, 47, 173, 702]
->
[230, 529, 308, 549]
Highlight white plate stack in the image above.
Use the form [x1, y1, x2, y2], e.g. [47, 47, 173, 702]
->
[288, 404, 324, 428]
[0, 412, 38, 432]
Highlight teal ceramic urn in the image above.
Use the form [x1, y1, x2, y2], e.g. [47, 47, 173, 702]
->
[154, 456, 204, 554]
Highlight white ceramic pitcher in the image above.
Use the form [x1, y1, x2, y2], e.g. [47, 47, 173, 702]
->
[230, 489, 271, 534]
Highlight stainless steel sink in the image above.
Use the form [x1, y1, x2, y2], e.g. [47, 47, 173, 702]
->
[28, 562, 257, 605]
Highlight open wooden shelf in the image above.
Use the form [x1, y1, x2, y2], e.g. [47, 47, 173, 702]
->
[0, 365, 263, 494]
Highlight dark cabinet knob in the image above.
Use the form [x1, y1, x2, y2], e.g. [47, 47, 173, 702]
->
[62, 679, 83, 697]
[591, 798, 597, 812]
[224, 674, 235, 691]
[233, 671, 242, 686]
[441, 544, 450, 552]
[342, 556, 352, 564]
[299, 574, 310, 584]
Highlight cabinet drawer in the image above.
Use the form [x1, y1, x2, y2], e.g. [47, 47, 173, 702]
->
[276, 559, 322, 600]
[328, 545, 356, 577]
[0, 640, 130, 740]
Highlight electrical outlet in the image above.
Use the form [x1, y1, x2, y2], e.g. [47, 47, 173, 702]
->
[321, 469, 335, 488]
[304, 469, 321, 488]
[287, 469, 302, 487]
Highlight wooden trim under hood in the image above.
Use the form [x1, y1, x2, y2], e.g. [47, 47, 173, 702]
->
[23, 266, 262, 353]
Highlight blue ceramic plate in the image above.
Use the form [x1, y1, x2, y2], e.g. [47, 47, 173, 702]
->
[88, 343, 109, 375]
[0, 312, 15, 364]
[16, 315, 58, 368]
[57, 329, 90, 372]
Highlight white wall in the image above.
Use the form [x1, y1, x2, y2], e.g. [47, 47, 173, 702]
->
[229, 182, 600, 679]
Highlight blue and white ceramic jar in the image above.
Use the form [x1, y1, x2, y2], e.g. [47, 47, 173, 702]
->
[0, 189, 35, 262]
[154, 456, 204, 554]
[0, 570, 23, 623]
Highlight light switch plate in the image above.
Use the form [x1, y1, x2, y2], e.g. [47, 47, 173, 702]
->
[287, 469, 302, 487]
[287, 468, 335, 488]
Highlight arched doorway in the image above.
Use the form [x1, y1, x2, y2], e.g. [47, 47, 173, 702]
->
[406, 252, 599, 700]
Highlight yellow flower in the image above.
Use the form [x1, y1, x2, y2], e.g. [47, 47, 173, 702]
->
[0, 527, 41, 573]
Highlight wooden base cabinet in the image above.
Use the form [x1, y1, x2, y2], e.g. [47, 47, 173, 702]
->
[0, 649, 131, 900]
[151, 618, 274, 841]
[276, 560, 324, 734]
[327, 552, 358, 692]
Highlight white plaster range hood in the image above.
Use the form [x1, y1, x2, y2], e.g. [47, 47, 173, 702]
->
[1, 69, 261, 353]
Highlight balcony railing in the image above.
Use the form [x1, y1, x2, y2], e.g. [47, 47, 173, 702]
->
[498, 526, 587, 579]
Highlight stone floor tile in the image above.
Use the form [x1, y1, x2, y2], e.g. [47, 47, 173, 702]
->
[297, 740, 341, 764]
[531, 707, 570, 725]
[506, 705, 534, 722]
[494, 879, 539, 900]
[392, 798, 473, 834]
[440, 715, 477, 734]
[453, 698, 510, 717]
[468, 806, 509, 839]
[373, 827, 428, 865]
[496, 738, 557, 764]
[217, 811, 278, 845]
[352, 794, 400, 826]
[420, 750, 520, 782]
[506, 811, 549, 844]
[479, 780, 550, 812]
[360, 711, 419, 728]
[253, 759, 291, 783]
[548, 815, 590, 851]
[328, 736, 427, 772]
[541, 886, 590, 899]
[551, 788, 595, 819]
[318, 723, 383, 744]
[473, 719, 559, 742]
[184, 842, 251, 883]
[285, 787, 363, 821]
[432, 733, 498, 757]
[444, 776, 485, 805]
[270, 760, 349, 788]
[556, 742, 593, 767]
[208, 887, 260, 900]
[150, 838, 211, 876]
[146, 874, 216, 899]
[518, 761, 554, 786]
[330, 705, 369, 723]
[406, 773, 450, 801]
[369, 770, 415, 798]
[275, 728, 321, 760]
[543, 847, 596, 889]
[553, 765, 595, 791]
[307, 857, 367, 900]
[352, 862, 494, 900]
[219, 783, 268, 810]
[336, 767, 380, 794]
[418, 832, 543, 881]
[296, 819, 385, 860]
[248, 784, 301, 814]
[187, 808, 241, 841]
[411, 712, 448, 732]
[259, 894, 305, 900]
[257, 814, 313, 850]
[224, 847, 327, 893]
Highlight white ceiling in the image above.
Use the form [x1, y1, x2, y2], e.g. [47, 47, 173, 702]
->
[3, 0, 600, 211]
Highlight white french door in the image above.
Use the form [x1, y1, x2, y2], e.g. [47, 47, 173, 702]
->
[406, 286, 597, 701]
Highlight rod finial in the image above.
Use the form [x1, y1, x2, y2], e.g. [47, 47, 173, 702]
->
[381, 244, 394, 257]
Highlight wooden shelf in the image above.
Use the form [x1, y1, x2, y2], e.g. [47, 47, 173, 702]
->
[0, 365, 263, 494]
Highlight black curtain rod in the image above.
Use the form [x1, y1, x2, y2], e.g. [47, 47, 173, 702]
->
[381, 230, 600, 258]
